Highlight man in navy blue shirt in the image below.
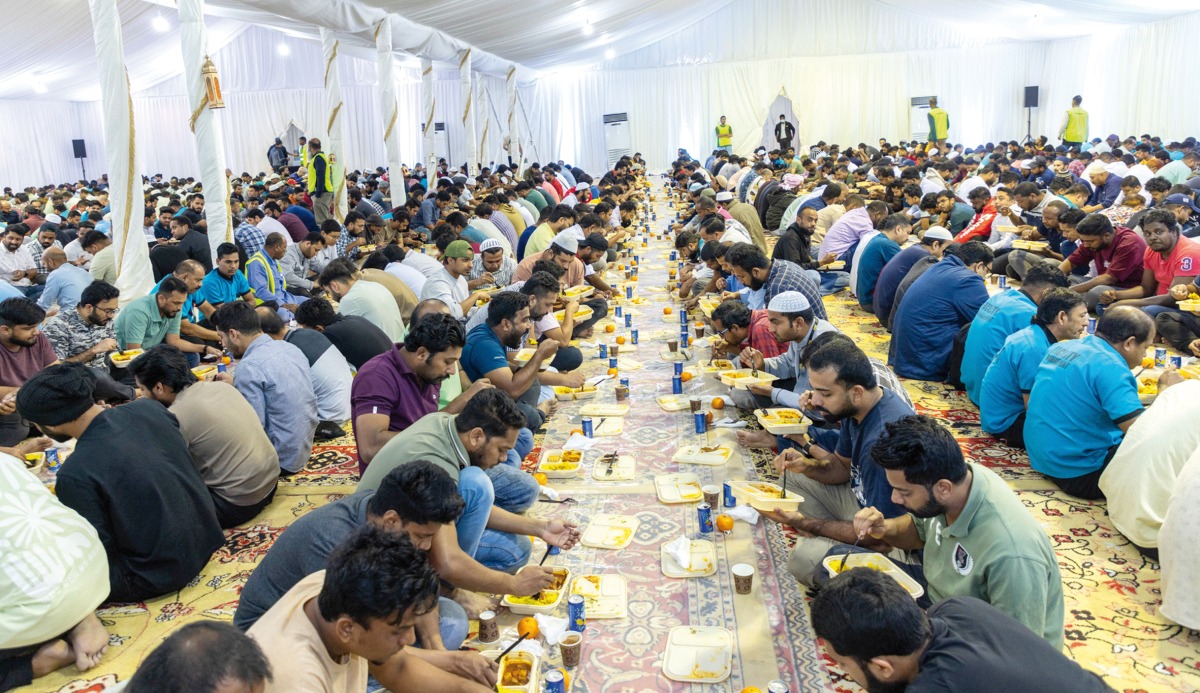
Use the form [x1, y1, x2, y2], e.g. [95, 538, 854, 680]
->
[1082, 162, 1124, 212]
[872, 226, 952, 324]
[755, 339, 917, 585]
[891, 241, 993, 381]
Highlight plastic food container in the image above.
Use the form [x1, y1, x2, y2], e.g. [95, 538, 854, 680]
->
[191, 365, 218, 382]
[822, 552, 925, 599]
[553, 385, 599, 401]
[726, 480, 803, 512]
[672, 444, 734, 466]
[561, 285, 595, 300]
[579, 403, 628, 417]
[580, 514, 639, 549]
[754, 408, 811, 435]
[569, 574, 628, 619]
[109, 348, 144, 367]
[537, 449, 583, 478]
[662, 626, 733, 683]
[656, 395, 691, 412]
[501, 568, 571, 615]
[698, 359, 735, 373]
[494, 650, 540, 693]
[553, 305, 594, 323]
[655, 473, 703, 503]
[718, 369, 778, 390]
[661, 540, 717, 578]
[592, 454, 634, 480]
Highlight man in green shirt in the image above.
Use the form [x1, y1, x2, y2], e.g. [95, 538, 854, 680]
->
[853, 415, 1065, 648]
[359, 389, 579, 574]
[113, 276, 222, 358]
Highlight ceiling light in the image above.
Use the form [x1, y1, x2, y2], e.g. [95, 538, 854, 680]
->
[32, 80, 48, 94]
[152, 14, 169, 32]
[604, 48, 616, 60]
[582, 21, 594, 36]
[277, 43, 291, 56]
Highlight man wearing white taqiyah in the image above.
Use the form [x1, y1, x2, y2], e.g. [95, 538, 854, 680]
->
[735, 290, 840, 411]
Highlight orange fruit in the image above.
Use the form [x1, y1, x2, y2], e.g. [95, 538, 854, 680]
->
[664, 306, 673, 315]
[680, 371, 693, 383]
[517, 616, 539, 639]
[712, 397, 725, 410]
[605, 324, 616, 333]
[617, 264, 625, 270]
[1141, 356, 1155, 369]
[616, 336, 626, 344]
[570, 428, 584, 437]
[533, 473, 548, 485]
[631, 259, 638, 266]
[740, 688, 762, 693]
[706, 411, 714, 425]
[559, 669, 571, 688]
[716, 514, 734, 533]
[607, 367, 619, 376]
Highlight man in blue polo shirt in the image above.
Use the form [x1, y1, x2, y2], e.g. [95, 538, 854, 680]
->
[1024, 307, 1161, 499]
[979, 289, 1087, 448]
[960, 263, 1070, 404]
[891, 241, 993, 381]
[198, 242, 256, 316]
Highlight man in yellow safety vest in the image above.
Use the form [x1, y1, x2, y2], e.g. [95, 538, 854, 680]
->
[246, 232, 306, 320]
[1059, 95, 1088, 148]
[715, 116, 733, 153]
[306, 138, 334, 226]
[926, 97, 949, 151]
[297, 136, 308, 170]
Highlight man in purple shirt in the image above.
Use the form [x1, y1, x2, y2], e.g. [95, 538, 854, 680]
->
[351, 311, 479, 470]
[817, 200, 889, 262]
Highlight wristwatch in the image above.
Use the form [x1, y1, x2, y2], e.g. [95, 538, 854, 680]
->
[800, 440, 814, 457]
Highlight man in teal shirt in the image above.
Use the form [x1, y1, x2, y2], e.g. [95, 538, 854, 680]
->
[113, 276, 221, 360]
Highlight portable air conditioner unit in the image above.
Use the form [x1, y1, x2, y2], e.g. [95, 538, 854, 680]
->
[909, 96, 933, 143]
[433, 122, 450, 165]
[603, 113, 630, 169]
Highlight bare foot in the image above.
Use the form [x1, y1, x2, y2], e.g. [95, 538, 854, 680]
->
[575, 327, 594, 339]
[736, 428, 778, 449]
[67, 612, 109, 671]
[31, 639, 75, 678]
[451, 589, 498, 620]
[537, 399, 558, 419]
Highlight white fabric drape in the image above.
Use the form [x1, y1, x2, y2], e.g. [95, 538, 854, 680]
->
[505, 65, 519, 171]
[374, 20, 404, 205]
[459, 49, 477, 172]
[320, 28, 349, 221]
[87, 0, 152, 303]
[179, 0, 231, 255]
[421, 58, 435, 168]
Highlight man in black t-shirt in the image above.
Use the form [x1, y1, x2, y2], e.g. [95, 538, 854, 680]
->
[810, 568, 1114, 693]
[294, 296, 393, 370]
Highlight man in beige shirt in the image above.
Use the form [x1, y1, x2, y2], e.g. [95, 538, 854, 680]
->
[129, 344, 279, 528]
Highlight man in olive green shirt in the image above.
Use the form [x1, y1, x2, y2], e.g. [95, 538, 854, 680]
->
[852, 415, 1064, 648]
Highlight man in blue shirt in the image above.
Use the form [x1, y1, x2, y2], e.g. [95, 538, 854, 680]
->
[854, 214, 910, 311]
[961, 263, 1069, 404]
[246, 233, 306, 321]
[979, 289, 1087, 448]
[1082, 162, 1124, 212]
[891, 242, 993, 381]
[872, 226, 952, 323]
[37, 248, 92, 311]
[199, 242, 256, 315]
[755, 339, 917, 585]
[1024, 306, 1164, 499]
[284, 202, 318, 234]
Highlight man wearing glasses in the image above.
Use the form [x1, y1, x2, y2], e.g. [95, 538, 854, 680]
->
[41, 280, 137, 402]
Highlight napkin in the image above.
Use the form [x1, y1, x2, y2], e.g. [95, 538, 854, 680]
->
[534, 614, 570, 645]
[562, 433, 598, 451]
[585, 374, 611, 388]
[664, 535, 693, 569]
[539, 486, 560, 501]
[711, 417, 747, 428]
[727, 505, 760, 525]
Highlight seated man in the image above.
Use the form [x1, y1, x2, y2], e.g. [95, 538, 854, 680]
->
[960, 263, 1070, 404]
[246, 232, 307, 321]
[853, 214, 910, 311]
[0, 225, 41, 298]
[154, 260, 223, 359]
[294, 296, 393, 370]
[1161, 446, 1200, 630]
[0, 451, 111, 690]
[114, 276, 223, 358]
[755, 339, 916, 585]
[1024, 306, 1158, 499]
[810, 569, 1114, 692]
[197, 243, 256, 316]
[420, 239, 490, 320]
[279, 231, 325, 297]
[890, 240, 992, 380]
[724, 242, 827, 320]
[871, 226, 953, 323]
[853, 415, 1065, 646]
[1102, 209, 1200, 320]
[708, 299, 787, 361]
[512, 234, 608, 337]
[210, 301, 318, 474]
[36, 247, 92, 311]
[0, 298, 62, 445]
[128, 345, 280, 528]
[319, 258, 406, 343]
[124, 622, 273, 693]
[979, 289, 1088, 448]
[248, 527, 480, 693]
[736, 291, 840, 414]
[16, 363, 224, 602]
[465, 269, 584, 373]
[469, 238, 516, 287]
[257, 307, 351, 437]
[234, 463, 514, 689]
[42, 281, 133, 398]
[1058, 213, 1146, 313]
[359, 389, 579, 574]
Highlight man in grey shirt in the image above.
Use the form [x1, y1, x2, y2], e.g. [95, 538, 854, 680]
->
[279, 231, 326, 295]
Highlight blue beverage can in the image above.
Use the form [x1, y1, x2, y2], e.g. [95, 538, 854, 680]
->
[767, 681, 791, 693]
[1170, 355, 1183, 369]
[626, 285, 633, 299]
[625, 313, 633, 328]
[567, 594, 586, 632]
[598, 343, 607, 359]
[634, 255, 640, 264]
[544, 670, 567, 693]
[697, 502, 714, 534]
[1155, 348, 1168, 368]
[581, 417, 594, 437]
[217, 362, 227, 373]
[652, 211, 657, 220]
[723, 481, 737, 508]
[609, 357, 619, 370]
[548, 545, 561, 555]
[44, 448, 61, 473]
[1087, 317, 1096, 334]
[670, 250, 677, 261]
[680, 333, 690, 348]
[674, 362, 684, 376]
[614, 305, 623, 318]
[694, 411, 708, 434]
[672, 375, 683, 394]
[619, 377, 630, 389]
[631, 328, 639, 344]
[998, 275, 1008, 289]
[680, 310, 688, 324]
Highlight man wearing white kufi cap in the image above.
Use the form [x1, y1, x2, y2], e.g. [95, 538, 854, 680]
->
[470, 238, 516, 287]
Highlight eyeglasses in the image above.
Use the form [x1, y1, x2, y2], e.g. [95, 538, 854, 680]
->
[96, 306, 120, 316]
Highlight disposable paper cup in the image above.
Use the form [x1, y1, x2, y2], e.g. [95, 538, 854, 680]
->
[559, 631, 583, 667]
[732, 563, 755, 594]
[477, 610, 499, 643]
[668, 340, 679, 353]
[702, 485, 720, 506]
[689, 398, 703, 413]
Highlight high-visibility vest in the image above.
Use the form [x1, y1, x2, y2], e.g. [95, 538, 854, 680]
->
[300, 145, 309, 169]
[715, 124, 732, 147]
[307, 152, 332, 194]
[246, 251, 284, 295]
[927, 108, 949, 140]
[1065, 107, 1088, 142]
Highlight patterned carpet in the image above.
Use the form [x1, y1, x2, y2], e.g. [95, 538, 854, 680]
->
[20, 216, 1200, 692]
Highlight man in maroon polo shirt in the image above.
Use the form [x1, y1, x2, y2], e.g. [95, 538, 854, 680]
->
[351, 311, 483, 469]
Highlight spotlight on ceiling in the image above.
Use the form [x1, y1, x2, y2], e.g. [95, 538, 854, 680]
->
[152, 15, 169, 32]
[604, 48, 616, 60]
[277, 43, 291, 56]
[582, 21, 594, 36]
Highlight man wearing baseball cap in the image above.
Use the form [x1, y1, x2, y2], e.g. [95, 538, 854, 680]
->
[1164, 193, 1200, 238]
[419, 240, 490, 320]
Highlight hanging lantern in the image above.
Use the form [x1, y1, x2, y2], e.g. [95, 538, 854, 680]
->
[202, 56, 225, 109]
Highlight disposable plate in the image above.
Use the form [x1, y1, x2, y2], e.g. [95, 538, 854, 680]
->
[754, 408, 811, 435]
[554, 306, 595, 323]
[561, 285, 595, 300]
[109, 348, 144, 367]
[698, 359, 736, 373]
[493, 650, 540, 693]
[569, 574, 628, 619]
[501, 568, 572, 614]
[662, 626, 733, 683]
[580, 514, 639, 549]
[654, 473, 703, 503]
[726, 480, 803, 512]
[656, 394, 691, 412]
[673, 444, 735, 466]
[537, 449, 583, 478]
[592, 454, 634, 480]
[821, 552, 925, 599]
[661, 540, 717, 578]
[580, 403, 629, 417]
[718, 368, 778, 390]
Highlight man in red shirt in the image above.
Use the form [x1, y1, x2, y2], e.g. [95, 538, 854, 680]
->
[953, 187, 998, 243]
[709, 300, 787, 360]
[1101, 209, 1200, 317]
[1058, 213, 1146, 313]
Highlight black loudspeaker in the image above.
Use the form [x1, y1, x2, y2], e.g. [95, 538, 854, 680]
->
[1023, 86, 1039, 109]
[72, 139, 87, 159]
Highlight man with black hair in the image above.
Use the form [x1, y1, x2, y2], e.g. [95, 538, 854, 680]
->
[16, 362, 224, 602]
[360, 389, 579, 574]
[294, 296, 393, 369]
[853, 214, 911, 310]
[519, 204, 577, 259]
[0, 297, 60, 444]
[247, 232, 307, 319]
[960, 263, 1070, 404]
[979, 289, 1088, 448]
[128, 344, 279, 527]
[757, 338, 916, 585]
[256, 306, 351, 436]
[811, 569, 1112, 692]
[126, 621, 273, 693]
[197, 242, 256, 315]
[853, 415, 1066, 646]
[873, 226, 953, 325]
[724, 242, 827, 320]
[1102, 209, 1200, 319]
[234, 207, 268, 257]
[1058, 212, 1147, 313]
[169, 214, 212, 272]
[43, 280, 120, 369]
[891, 241, 993, 380]
[211, 301, 318, 474]
[319, 258, 406, 341]
[279, 231, 325, 295]
[0, 226, 39, 298]
[708, 299, 787, 361]
[115, 276, 223, 363]
[466, 270, 583, 372]
[248, 527, 469, 692]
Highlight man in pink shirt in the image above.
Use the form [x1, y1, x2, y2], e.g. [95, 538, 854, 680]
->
[816, 201, 889, 263]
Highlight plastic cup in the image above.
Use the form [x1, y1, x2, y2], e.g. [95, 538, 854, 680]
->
[702, 485, 720, 506]
[689, 398, 703, 413]
[732, 563, 755, 594]
[559, 631, 583, 667]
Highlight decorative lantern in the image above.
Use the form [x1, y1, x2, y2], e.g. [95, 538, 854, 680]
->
[202, 56, 225, 109]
